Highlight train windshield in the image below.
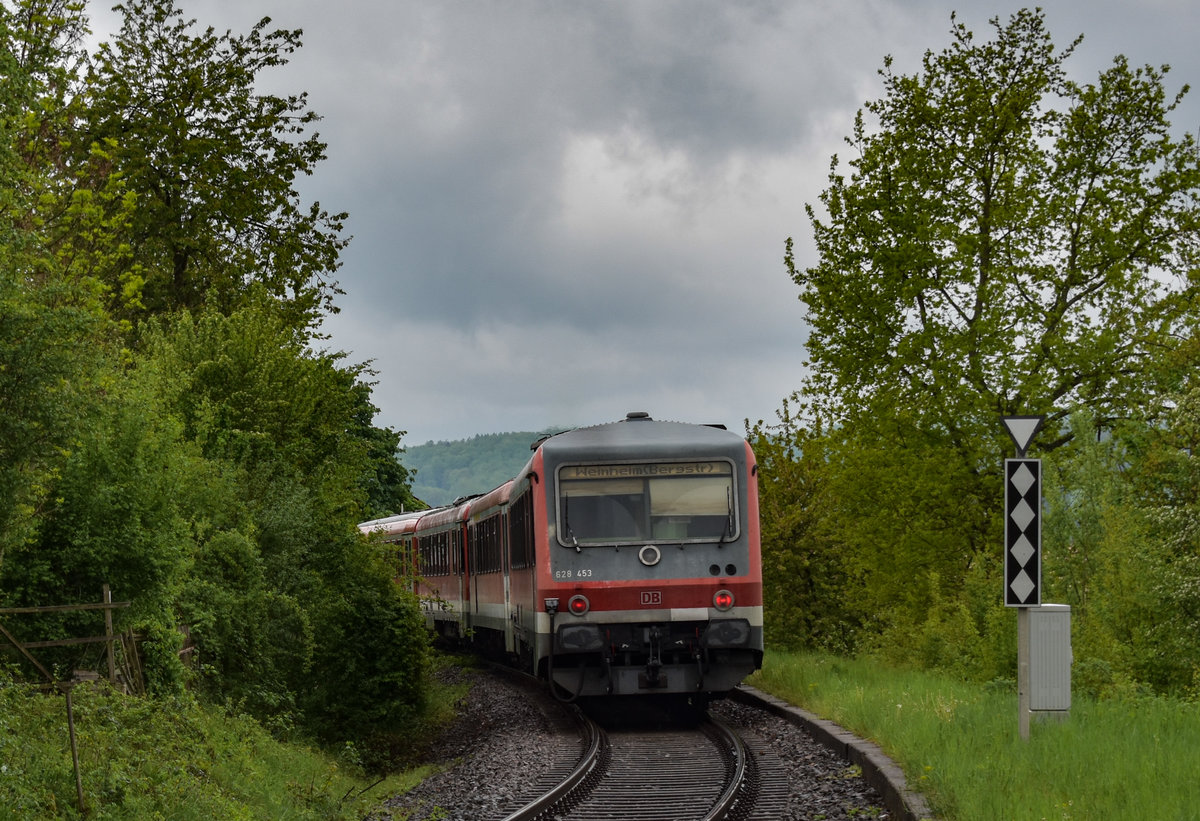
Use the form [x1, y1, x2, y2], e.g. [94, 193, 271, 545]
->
[557, 461, 736, 546]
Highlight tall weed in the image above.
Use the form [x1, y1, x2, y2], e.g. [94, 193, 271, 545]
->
[753, 650, 1200, 820]
[0, 676, 415, 820]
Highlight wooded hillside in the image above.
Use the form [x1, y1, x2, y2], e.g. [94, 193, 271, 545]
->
[404, 430, 564, 506]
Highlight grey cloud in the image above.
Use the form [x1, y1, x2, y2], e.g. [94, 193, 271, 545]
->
[90, 0, 1200, 443]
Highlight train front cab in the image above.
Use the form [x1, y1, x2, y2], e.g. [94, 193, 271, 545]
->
[528, 417, 764, 699]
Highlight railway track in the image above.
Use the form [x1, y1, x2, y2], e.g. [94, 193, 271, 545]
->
[503, 707, 779, 821]
[381, 664, 898, 821]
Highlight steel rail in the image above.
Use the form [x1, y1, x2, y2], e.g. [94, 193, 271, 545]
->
[702, 714, 750, 821]
[500, 705, 607, 821]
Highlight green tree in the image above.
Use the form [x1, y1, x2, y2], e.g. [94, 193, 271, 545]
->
[0, 0, 117, 566]
[347, 379, 425, 519]
[143, 299, 427, 738]
[0, 269, 110, 574]
[79, 0, 348, 327]
[772, 397, 1010, 675]
[0, 367, 196, 690]
[1123, 390, 1200, 694]
[0, 0, 426, 744]
[791, 8, 1200, 437]
[1, 0, 139, 307]
[748, 403, 859, 653]
[299, 534, 429, 758]
[779, 9, 1200, 670]
[1037, 413, 1161, 696]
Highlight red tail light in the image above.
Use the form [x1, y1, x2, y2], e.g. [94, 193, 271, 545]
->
[713, 589, 735, 611]
[568, 594, 590, 615]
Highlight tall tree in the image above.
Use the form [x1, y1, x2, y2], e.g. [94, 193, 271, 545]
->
[791, 8, 1200, 441]
[80, 0, 348, 328]
[774, 9, 1200, 661]
[140, 297, 428, 730]
[748, 403, 860, 654]
[0, 0, 116, 563]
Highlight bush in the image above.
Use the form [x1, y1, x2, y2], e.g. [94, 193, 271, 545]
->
[300, 533, 431, 767]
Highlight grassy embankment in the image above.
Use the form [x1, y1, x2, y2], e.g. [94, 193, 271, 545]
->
[750, 649, 1200, 820]
[0, 672, 468, 821]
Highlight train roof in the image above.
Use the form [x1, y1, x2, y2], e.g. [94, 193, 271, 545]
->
[358, 510, 427, 529]
[358, 508, 433, 537]
[469, 480, 514, 521]
[415, 498, 473, 530]
[535, 412, 748, 463]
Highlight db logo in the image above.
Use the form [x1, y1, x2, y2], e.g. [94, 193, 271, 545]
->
[640, 591, 662, 606]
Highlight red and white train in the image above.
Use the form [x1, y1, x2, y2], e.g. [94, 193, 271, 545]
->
[360, 412, 763, 700]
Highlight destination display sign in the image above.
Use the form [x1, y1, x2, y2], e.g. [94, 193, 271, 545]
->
[561, 462, 730, 480]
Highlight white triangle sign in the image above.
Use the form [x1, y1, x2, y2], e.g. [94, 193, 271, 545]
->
[1003, 416, 1043, 455]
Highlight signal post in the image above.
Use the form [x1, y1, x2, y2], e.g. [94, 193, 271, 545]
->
[1002, 416, 1043, 741]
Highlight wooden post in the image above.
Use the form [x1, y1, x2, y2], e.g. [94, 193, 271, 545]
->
[65, 686, 86, 815]
[103, 585, 116, 686]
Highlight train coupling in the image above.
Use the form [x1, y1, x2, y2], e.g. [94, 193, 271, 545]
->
[640, 626, 667, 689]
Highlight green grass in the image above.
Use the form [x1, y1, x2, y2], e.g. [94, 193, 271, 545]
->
[750, 649, 1200, 820]
[0, 678, 429, 820]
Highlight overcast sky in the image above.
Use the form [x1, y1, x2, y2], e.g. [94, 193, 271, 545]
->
[90, 1, 1200, 445]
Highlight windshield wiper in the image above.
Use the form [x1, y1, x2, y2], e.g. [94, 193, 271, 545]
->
[717, 487, 735, 546]
[563, 497, 581, 553]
